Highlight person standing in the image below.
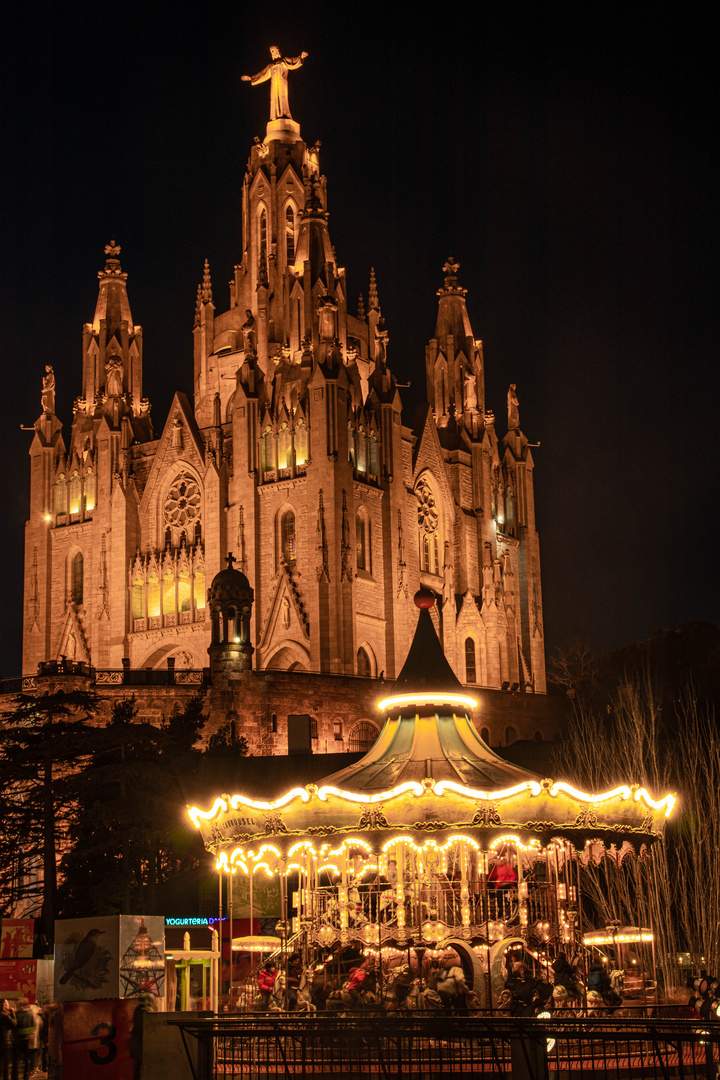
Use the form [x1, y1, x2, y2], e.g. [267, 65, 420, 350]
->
[258, 962, 277, 1011]
[0, 1003, 15, 1080]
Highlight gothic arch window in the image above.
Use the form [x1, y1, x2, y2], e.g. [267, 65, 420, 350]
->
[416, 476, 441, 576]
[85, 469, 96, 513]
[481, 726, 491, 746]
[258, 204, 268, 271]
[178, 569, 191, 612]
[369, 433, 379, 476]
[348, 422, 356, 468]
[261, 428, 274, 473]
[277, 422, 291, 470]
[55, 476, 67, 516]
[279, 508, 296, 565]
[357, 427, 367, 473]
[465, 638, 477, 683]
[294, 419, 308, 467]
[147, 574, 160, 618]
[356, 507, 372, 573]
[71, 553, 83, 605]
[285, 202, 296, 265]
[132, 576, 144, 620]
[505, 725, 517, 746]
[349, 721, 379, 752]
[69, 471, 82, 515]
[162, 570, 175, 616]
[194, 566, 206, 611]
[357, 647, 372, 677]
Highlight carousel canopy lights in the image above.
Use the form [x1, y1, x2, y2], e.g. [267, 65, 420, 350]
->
[377, 692, 477, 713]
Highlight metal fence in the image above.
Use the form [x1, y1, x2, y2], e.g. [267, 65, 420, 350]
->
[168, 1012, 720, 1079]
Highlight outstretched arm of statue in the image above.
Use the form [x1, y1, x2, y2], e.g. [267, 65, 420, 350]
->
[284, 52, 308, 69]
[242, 64, 272, 84]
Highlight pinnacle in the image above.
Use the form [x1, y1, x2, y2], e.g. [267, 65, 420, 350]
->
[368, 267, 379, 311]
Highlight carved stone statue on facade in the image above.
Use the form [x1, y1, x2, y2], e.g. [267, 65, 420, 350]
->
[317, 295, 338, 342]
[507, 383, 520, 430]
[106, 355, 124, 397]
[242, 47, 308, 121]
[374, 322, 390, 366]
[242, 310, 257, 355]
[41, 365, 56, 414]
[463, 371, 477, 411]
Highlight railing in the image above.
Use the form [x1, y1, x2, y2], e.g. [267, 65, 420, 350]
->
[168, 1013, 720, 1079]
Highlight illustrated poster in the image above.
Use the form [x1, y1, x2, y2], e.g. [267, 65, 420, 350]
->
[118, 916, 165, 999]
[0, 958, 37, 1000]
[0, 919, 34, 958]
[54, 916, 119, 1003]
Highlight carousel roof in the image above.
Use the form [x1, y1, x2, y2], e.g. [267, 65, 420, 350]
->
[188, 589, 676, 866]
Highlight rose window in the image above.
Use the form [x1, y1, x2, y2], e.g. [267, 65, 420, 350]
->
[416, 481, 438, 534]
[164, 475, 201, 528]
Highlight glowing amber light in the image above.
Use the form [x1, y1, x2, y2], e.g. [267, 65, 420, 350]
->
[583, 930, 653, 946]
[377, 692, 477, 712]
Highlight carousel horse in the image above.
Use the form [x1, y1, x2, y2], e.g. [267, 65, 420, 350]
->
[272, 970, 317, 1013]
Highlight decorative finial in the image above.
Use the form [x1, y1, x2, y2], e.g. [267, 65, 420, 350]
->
[368, 268, 379, 311]
[194, 284, 202, 328]
[414, 587, 435, 610]
[201, 259, 213, 304]
[226, 552, 236, 570]
[241, 47, 309, 123]
[105, 241, 121, 258]
[357, 294, 365, 320]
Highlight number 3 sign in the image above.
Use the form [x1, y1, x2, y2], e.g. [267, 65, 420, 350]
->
[62, 999, 141, 1079]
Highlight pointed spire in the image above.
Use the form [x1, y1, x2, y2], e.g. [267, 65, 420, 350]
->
[357, 294, 365, 320]
[194, 284, 202, 328]
[201, 259, 213, 304]
[394, 589, 462, 694]
[368, 267, 379, 312]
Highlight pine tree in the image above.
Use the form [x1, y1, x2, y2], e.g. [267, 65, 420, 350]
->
[0, 689, 101, 947]
[57, 693, 208, 919]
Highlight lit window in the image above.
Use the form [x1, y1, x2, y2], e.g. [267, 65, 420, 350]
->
[55, 478, 67, 515]
[277, 423, 290, 469]
[132, 578, 144, 620]
[178, 571, 191, 612]
[147, 574, 160, 618]
[85, 470, 96, 512]
[162, 572, 175, 615]
[194, 568, 206, 610]
[281, 510, 296, 564]
[69, 472, 81, 515]
[295, 420, 308, 466]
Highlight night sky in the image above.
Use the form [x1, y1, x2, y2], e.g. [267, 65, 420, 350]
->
[1, 3, 718, 676]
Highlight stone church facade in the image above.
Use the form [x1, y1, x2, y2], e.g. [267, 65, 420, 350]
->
[21, 70, 552, 751]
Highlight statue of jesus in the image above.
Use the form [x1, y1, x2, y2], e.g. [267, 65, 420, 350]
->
[242, 47, 308, 121]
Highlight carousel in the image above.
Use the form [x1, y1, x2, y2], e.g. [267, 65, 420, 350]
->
[188, 587, 676, 1007]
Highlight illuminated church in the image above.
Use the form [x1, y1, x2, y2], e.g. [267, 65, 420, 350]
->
[22, 50, 553, 752]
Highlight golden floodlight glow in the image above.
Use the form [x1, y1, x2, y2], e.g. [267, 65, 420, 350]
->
[376, 692, 477, 713]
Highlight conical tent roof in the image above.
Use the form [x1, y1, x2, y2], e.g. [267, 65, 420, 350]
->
[188, 590, 676, 865]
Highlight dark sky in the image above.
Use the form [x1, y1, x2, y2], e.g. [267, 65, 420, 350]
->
[2, 2, 718, 676]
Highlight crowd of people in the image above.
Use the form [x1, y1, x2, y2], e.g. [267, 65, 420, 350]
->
[0, 999, 45, 1080]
